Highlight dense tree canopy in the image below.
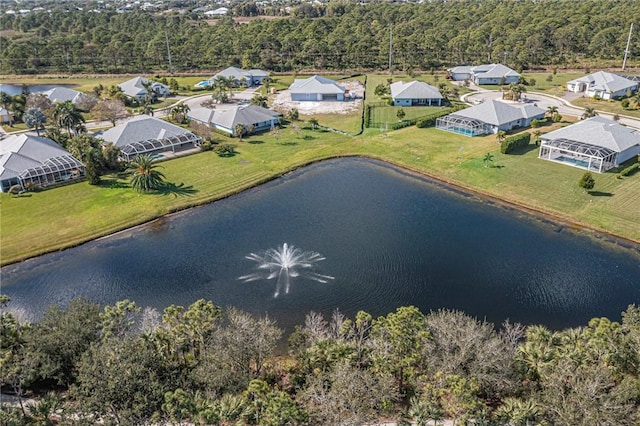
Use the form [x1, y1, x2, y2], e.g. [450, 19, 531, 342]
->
[1, 0, 638, 74]
[1, 297, 639, 424]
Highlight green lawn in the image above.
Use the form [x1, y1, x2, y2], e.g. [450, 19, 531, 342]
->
[369, 105, 448, 127]
[2, 73, 640, 265]
[571, 97, 640, 119]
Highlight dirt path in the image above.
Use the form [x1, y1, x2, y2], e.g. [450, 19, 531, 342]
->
[271, 80, 365, 115]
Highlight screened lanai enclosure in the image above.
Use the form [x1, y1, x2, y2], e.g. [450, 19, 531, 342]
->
[436, 115, 489, 136]
[538, 138, 617, 173]
[18, 155, 85, 190]
[119, 132, 202, 161]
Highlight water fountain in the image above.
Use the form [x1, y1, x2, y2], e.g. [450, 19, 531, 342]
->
[239, 243, 334, 297]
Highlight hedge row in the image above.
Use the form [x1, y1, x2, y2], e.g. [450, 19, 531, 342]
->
[501, 133, 531, 154]
[620, 162, 640, 177]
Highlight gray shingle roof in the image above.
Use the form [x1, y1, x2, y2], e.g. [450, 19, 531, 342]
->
[190, 105, 280, 130]
[0, 134, 78, 180]
[471, 63, 520, 79]
[453, 100, 544, 126]
[541, 116, 640, 153]
[390, 81, 443, 100]
[118, 77, 169, 98]
[212, 67, 269, 81]
[567, 71, 638, 94]
[100, 116, 192, 148]
[289, 75, 346, 95]
[42, 87, 94, 105]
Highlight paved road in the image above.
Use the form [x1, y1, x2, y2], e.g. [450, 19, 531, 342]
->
[461, 89, 640, 129]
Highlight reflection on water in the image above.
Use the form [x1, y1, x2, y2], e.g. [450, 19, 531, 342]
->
[2, 158, 639, 334]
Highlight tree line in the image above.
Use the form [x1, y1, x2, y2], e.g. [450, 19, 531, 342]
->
[1, 295, 639, 425]
[1, 0, 639, 75]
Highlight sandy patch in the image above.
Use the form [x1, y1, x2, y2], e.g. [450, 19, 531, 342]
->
[270, 80, 365, 115]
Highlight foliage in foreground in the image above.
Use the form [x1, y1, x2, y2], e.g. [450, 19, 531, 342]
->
[1, 295, 639, 425]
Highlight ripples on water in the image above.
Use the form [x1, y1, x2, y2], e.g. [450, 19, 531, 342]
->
[2, 158, 639, 333]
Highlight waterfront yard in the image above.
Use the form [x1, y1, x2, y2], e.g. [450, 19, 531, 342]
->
[2, 118, 640, 265]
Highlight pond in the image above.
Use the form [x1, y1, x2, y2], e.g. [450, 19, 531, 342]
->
[2, 158, 639, 333]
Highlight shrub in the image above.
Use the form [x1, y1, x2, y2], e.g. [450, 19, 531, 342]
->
[621, 99, 630, 109]
[364, 105, 371, 128]
[578, 172, 595, 191]
[620, 162, 640, 177]
[200, 140, 213, 151]
[529, 78, 536, 87]
[213, 143, 236, 157]
[500, 133, 531, 154]
[530, 118, 546, 128]
[552, 112, 562, 122]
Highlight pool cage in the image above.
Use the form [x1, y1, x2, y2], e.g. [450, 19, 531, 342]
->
[436, 114, 489, 136]
[538, 138, 617, 173]
[18, 155, 86, 189]
[119, 132, 203, 161]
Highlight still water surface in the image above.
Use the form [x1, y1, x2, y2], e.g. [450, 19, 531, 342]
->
[3, 158, 639, 332]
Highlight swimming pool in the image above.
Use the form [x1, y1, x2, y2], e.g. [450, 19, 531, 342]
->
[556, 155, 590, 169]
[195, 80, 211, 88]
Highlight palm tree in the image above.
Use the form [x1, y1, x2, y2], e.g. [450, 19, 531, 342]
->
[496, 130, 507, 144]
[141, 103, 154, 116]
[483, 152, 495, 168]
[0, 91, 13, 126]
[53, 100, 85, 137]
[234, 123, 247, 140]
[250, 94, 268, 108]
[508, 83, 527, 101]
[23, 108, 47, 136]
[308, 117, 319, 130]
[581, 107, 598, 120]
[546, 106, 558, 118]
[128, 154, 166, 192]
[170, 103, 190, 124]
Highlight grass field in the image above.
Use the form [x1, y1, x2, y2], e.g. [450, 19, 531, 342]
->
[369, 105, 448, 127]
[2, 72, 640, 265]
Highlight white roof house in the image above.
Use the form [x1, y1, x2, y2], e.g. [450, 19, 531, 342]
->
[118, 77, 170, 101]
[0, 134, 85, 192]
[210, 67, 269, 87]
[189, 105, 280, 136]
[42, 87, 96, 109]
[390, 81, 443, 106]
[100, 115, 201, 161]
[204, 7, 228, 17]
[448, 63, 520, 85]
[436, 100, 545, 136]
[539, 116, 640, 173]
[289, 75, 346, 101]
[566, 71, 639, 100]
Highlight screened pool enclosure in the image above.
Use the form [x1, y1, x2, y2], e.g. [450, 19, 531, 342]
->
[18, 155, 86, 190]
[436, 115, 489, 136]
[119, 132, 203, 161]
[538, 138, 617, 173]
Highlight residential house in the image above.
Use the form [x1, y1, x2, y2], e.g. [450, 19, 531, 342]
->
[289, 75, 346, 101]
[390, 81, 443, 106]
[99, 115, 202, 161]
[118, 77, 171, 102]
[210, 67, 270, 87]
[0, 107, 14, 124]
[448, 63, 520, 85]
[539, 116, 640, 173]
[189, 105, 280, 136]
[566, 71, 638, 100]
[436, 99, 545, 136]
[0, 134, 85, 192]
[42, 87, 97, 110]
[204, 7, 229, 17]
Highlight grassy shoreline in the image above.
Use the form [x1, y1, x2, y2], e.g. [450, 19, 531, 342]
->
[2, 122, 640, 266]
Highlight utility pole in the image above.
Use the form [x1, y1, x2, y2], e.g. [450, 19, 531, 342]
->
[165, 31, 174, 74]
[388, 23, 393, 74]
[622, 23, 634, 71]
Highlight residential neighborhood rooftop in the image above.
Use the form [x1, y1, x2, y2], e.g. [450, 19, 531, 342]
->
[541, 116, 640, 153]
[289, 75, 346, 95]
